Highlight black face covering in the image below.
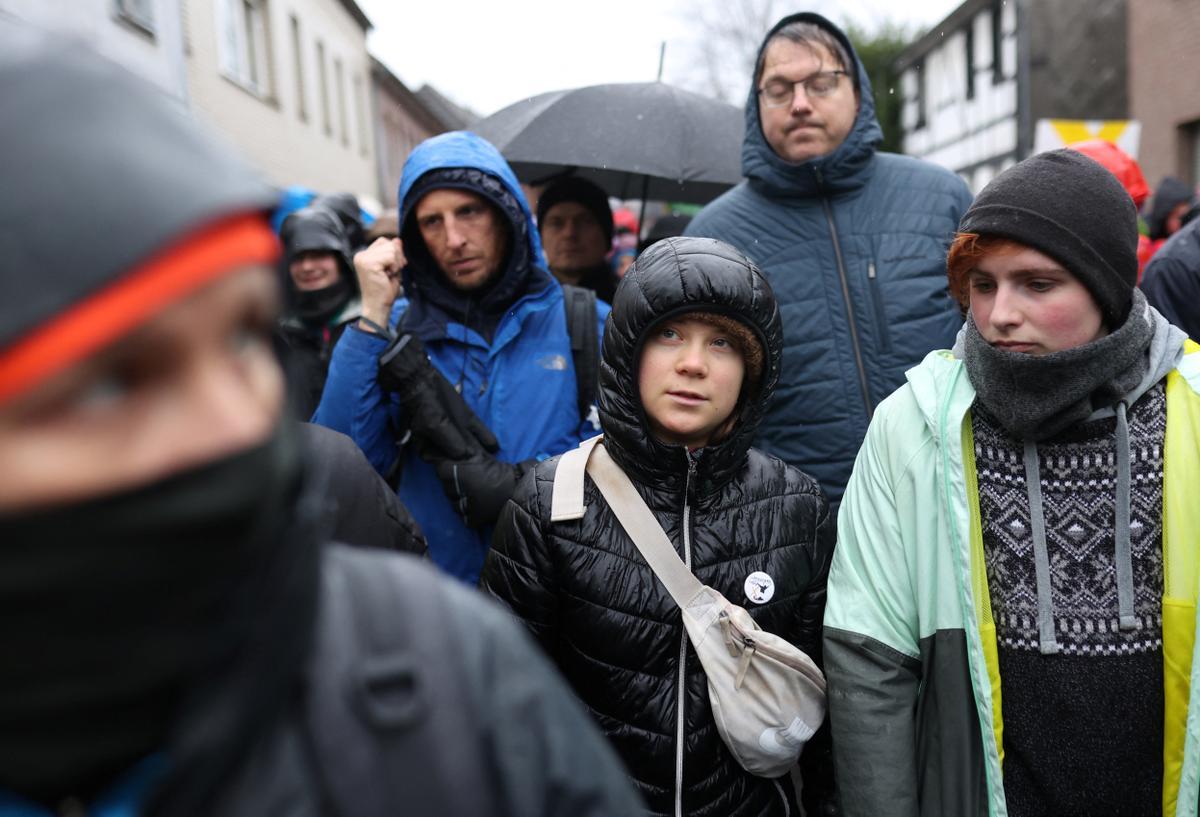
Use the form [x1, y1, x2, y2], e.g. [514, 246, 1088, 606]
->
[292, 275, 353, 326]
[0, 425, 316, 807]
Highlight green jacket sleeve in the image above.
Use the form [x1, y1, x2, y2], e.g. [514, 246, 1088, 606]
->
[823, 407, 924, 817]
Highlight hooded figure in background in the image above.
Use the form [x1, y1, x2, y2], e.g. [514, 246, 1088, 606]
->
[484, 237, 836, 817]
[314, 131, 608, 584]
[1141, 176, 1195, 269]
[278, 205, 361, 418]
[0, 21, 644, 817]
[686, 12, 972, 508]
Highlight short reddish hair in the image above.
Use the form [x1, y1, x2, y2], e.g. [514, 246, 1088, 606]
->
[945, 232, 1027, 306]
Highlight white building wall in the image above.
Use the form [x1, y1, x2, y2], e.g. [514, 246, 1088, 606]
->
[1, 0, 187, 100]
[182, 0, 377, 205]
[899, 2, 1020, 192]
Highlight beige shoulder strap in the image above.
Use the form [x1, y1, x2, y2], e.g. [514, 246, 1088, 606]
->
[586, 443, 706, 609]
[550, 434, 603, 522]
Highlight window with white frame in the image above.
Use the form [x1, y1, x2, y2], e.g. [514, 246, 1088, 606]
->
[115, 0, 156, 33]
[216, 0, 273, 97]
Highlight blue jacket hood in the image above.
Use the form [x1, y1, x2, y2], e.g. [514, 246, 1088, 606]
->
[742, 13, 883, 199]
[397, 131, 546, 266]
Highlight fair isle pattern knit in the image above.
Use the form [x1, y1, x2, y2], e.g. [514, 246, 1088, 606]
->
[972, 382, 1166, 656]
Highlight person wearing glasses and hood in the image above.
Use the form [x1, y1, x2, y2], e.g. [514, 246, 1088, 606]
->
[824, 149, 1200, 817]
[0, 22, 645, 817]
[484, 237, 836, 817]
[686, 12, 972, 511]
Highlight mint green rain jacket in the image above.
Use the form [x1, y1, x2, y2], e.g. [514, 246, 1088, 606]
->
[824, 337, 1200, 817]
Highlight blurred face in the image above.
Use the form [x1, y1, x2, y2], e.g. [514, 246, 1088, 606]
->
[288, 250, 340, 291]
[968, 245, 1106, 355]
[757, 39, 859, 165]
[414, 188, 509, 290]
[0, 266, 285, 510]
[638, 317, 745, 449]
[541, 201, 609, 279]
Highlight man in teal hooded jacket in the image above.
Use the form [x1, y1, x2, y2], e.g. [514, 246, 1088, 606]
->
[314, 132, 606, 583]
[687, 12, 973, 507]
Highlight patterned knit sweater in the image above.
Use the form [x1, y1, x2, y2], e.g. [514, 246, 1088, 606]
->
[972, 382, 1165, 817]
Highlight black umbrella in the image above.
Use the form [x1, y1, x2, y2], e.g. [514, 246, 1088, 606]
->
[471, 82, 744, 207]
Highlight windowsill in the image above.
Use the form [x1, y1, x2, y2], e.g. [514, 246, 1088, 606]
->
[114, 10, 156, 40]
[220, 70, 279, 109]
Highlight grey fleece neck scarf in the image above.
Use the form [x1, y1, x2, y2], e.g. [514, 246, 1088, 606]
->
[964, 290, 1160, 654]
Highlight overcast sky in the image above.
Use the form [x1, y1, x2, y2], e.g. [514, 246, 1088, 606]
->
[358, 0, 965, 117]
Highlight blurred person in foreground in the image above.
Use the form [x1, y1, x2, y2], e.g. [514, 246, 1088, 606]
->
[537, 176, 620, 304]
[824, 149, 1200, 817]
[313, 132, 607, 584]
[687, 12, 972, 509]
[277, 205, 362, 418]
[0, 22, 643, 817]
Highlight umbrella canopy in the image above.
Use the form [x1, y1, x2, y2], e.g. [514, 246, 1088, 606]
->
[471, 82, 744, 205]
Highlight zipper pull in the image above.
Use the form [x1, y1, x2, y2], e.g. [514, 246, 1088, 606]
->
[868, 262, 877, 279]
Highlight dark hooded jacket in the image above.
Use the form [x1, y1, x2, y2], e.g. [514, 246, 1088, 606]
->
[483, 237, 836, 817]
[685, 13, 972, 506]
[1145, 176, 1194, 241]
[278, 206, 362, 419]
[1141, 214, 1200, 339]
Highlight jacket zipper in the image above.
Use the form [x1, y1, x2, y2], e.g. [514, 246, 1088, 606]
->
[674, 456, 697, 817]
[866, 261, 893, 354]
[818, 191, 873, 420]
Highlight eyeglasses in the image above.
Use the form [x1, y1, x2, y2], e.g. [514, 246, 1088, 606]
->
[758, 70, 847, 108]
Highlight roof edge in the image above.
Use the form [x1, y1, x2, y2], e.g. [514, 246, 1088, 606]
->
[894, 0, 992, 73]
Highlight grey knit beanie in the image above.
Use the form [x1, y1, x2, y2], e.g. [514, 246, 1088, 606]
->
[958, 149, 1139, 326]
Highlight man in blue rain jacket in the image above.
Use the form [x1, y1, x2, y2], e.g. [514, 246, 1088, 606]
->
[687, 12, 973, 507]
[314, 132, 606, 583]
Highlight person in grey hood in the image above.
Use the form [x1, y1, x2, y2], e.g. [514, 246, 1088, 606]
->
[685, 12, 973, 508]
[823, 149, 1200, 816]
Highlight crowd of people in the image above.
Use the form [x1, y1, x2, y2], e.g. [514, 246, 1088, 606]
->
[3, 8, 1200, 817]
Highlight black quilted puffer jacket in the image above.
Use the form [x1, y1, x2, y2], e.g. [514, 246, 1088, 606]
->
[483, 237, 836, 817]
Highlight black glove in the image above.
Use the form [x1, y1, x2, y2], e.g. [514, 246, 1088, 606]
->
[378, 333, 498, 460]
[434, 455, 535, 529]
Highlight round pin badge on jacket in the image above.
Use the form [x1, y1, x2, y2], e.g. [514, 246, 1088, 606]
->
[744, 571, 775, 604]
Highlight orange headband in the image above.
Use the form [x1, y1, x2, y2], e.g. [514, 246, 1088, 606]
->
[0, 213, 280, 405]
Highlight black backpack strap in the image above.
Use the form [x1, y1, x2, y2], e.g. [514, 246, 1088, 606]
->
[561, 284, 599, 423]
[304, 547, 494, 817]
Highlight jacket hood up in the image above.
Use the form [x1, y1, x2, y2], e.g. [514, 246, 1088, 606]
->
[741, 12, 883, 200]
[1145, 176, 1195, 240]
[598, 236, 783, 499]
[0, 21, 279, 353]
[395, 131, 552, 331]
[280, 205, 357, 291]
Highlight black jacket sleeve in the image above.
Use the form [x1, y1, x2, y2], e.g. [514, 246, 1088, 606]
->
[480, 464, 561, 655]
[298, 422, 426, 556]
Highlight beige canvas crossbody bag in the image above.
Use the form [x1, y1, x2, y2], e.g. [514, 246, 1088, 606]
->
[551, 435, 826, 779]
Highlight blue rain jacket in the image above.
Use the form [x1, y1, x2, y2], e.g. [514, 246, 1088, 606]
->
[686, 13, 973, 506]
[314, 132, 606, 583]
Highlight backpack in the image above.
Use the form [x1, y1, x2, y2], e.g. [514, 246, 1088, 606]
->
[303, 547, 499, 817]
[560, 283, 599, 423]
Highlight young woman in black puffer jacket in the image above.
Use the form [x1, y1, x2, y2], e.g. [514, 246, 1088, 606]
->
[483, 236, 836, 817]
